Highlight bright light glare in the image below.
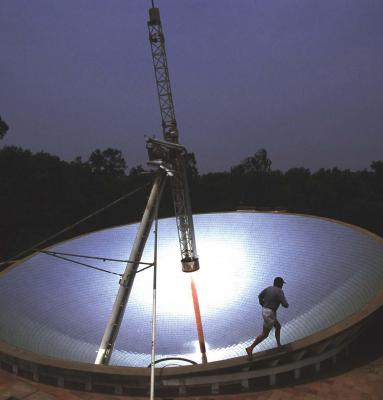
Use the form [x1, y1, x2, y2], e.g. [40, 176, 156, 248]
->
[192, 240, 248, 313]
[133, 234, 249, 316]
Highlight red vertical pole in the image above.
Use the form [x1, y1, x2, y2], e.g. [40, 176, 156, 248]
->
[190, 276, 207, 363]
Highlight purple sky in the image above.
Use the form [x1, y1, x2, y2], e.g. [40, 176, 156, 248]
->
[1, 0, 382, 173]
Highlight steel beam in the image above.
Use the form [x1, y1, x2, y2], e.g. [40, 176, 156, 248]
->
[95, 170, 167, 365]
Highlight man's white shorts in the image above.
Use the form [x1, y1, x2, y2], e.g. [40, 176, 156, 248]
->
[262, 307, 277, 329]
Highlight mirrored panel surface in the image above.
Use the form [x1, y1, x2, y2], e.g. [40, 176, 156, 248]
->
[1, 212, 382, 366]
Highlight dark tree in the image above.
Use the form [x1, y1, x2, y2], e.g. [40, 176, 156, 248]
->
[371, 160, 383, 178]
[283, 167, 312, 211]
[231, 148, 272, 175]
[0, 115, 9, 139]
[87, 148, 127, 176]
[129, 164, 146, 176]
[185, 152, 199, 181]
[371, 161, 383, 201]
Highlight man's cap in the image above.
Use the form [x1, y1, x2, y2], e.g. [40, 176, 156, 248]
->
[274, 276, 286, 285]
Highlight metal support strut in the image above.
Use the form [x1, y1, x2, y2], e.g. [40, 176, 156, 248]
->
[95, 170, 167, 365]
[149, 185, 160, 400]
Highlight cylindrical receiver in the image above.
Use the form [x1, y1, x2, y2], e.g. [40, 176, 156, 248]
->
[182, 257, 200, 273]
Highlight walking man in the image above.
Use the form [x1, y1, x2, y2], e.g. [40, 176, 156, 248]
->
[246, 277, 289, 358]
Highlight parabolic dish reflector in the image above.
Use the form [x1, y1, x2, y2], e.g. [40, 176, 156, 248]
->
[1, 212, 383, 367]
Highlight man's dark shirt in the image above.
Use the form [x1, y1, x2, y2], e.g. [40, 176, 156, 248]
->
[258, 285, 289, 311]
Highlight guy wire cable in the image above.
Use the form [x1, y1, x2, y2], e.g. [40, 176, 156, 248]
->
[38, 250, 154, 275]
[2, 181, 151, 266]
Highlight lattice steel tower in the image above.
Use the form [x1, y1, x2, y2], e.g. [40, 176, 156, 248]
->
[147, 6, 199, 273]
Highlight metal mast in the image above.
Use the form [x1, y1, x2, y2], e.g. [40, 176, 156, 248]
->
[147, 6, 199, 273]
[95, 2, 205, 366]
[95, 170, 168, 365]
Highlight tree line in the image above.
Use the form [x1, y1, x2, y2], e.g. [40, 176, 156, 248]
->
[0, 145, 382, 264]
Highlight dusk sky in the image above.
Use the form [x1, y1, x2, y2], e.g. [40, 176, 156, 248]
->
[1, 0, 382, 173]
